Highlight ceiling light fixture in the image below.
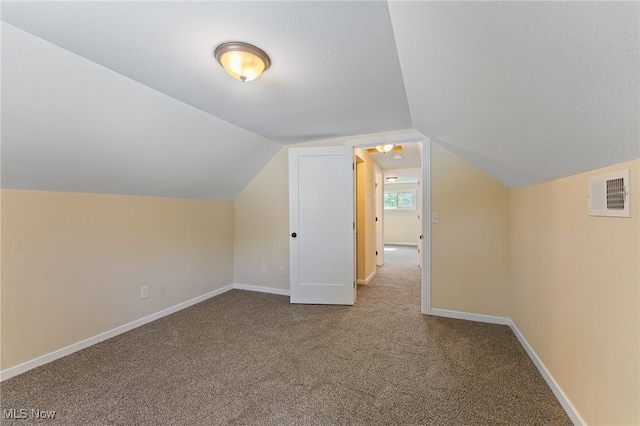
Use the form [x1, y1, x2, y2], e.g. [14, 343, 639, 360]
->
[375, 144, 395, 154]
[214, 42, 271, 82]
[386, 176, 398, 183]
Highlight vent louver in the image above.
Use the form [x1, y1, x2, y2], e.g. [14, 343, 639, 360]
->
[606, 178, 625, 210]
[588, 170, 630, 217]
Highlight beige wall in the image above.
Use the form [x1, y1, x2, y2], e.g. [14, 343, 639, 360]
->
[233, 134, 380, 291]
[1, 189, 234, 370]
[430, 142, 511, 317]
[384, 182, 419, 245]
[355, 148, 377, 283]
[510, 159, 639, 425]
[233, 147, 290, 290]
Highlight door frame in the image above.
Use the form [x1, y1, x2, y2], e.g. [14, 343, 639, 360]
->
[346, 132, 431, 314]
[374, 165, 384, 267]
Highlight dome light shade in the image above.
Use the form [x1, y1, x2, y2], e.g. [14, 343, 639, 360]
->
[386, 176, 398, 183]
[375, 144, 394, 153]
[214, 42, 271, 82]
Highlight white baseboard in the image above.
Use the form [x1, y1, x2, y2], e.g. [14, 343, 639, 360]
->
[508, 320, 585, 426]
[0, 284, 234, 382]
[1, 284, 289, 381]
[384, 242, 418, 246]
[356, 270, 376, 285]
[429, 308, 583, 425]
[0, 288, 584, 425]
[233, 283, 290, 296]
[430, 308, 511, 325]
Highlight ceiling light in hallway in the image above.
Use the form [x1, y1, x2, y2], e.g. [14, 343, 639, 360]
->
[375, 144, 394, 153]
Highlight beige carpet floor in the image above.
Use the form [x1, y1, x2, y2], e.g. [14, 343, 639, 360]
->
[0, 245, 572, 425]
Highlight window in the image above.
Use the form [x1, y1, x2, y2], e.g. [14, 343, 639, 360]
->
[384, 191, 415, 209]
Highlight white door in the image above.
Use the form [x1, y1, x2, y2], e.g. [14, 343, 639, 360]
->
[289, 146, 355, 305]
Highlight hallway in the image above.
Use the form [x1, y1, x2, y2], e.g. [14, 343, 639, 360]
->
[383, 244, 419, 265]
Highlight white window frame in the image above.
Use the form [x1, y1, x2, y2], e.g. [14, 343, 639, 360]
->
[384, 189, 417, 210]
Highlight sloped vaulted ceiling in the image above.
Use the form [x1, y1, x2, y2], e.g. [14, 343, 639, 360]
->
[1, 23, 282, 200]
[389, 1, 639, 188]
[1, 1, 638, 198]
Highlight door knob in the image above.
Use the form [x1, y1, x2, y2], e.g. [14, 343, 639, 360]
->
[291, 232, 297, 238]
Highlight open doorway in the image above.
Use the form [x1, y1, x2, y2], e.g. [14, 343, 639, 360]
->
[381, 166, 421, 268]
[351, 137, 428, 312]
[288, 133, 430, 311]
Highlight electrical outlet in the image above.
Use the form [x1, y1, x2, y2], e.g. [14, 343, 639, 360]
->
[261, 264, 267, 274]
[140, 286, 149, 300]
[431, 212, 439, 224]
[279, 266, 285, 275]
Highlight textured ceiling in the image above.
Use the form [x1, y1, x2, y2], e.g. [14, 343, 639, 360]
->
[1, 23, 281, 200]
[368, 143, 422, 171]
[1, 1, 411, 144]
[389, 1, 639, 188]
[1, 1, 638, 199]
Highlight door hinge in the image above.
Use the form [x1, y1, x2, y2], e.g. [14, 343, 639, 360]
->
[376, 250, 378, 256]
[375, 216, 378, 222]
[352, 163, 355, 170]
[353, 222, 355, 230]
[353, 281, 356, 288]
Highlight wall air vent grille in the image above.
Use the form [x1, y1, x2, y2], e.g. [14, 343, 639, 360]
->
[606, 178, 625, 210]
[588, 170, 630, 217]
